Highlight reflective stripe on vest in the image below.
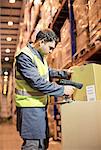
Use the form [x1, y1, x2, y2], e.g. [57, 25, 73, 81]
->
[15, 88, 45, 96]
[15, 46, 49, 107]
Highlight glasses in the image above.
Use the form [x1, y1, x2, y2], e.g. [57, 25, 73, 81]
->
[49, 46, 55, 51]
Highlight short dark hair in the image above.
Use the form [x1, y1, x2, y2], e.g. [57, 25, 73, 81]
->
[36, 29, 59, 43]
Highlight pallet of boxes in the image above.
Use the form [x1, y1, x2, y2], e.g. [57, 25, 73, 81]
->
[88, 0, 101, 45]
[73, 0, 101, 61]
[73, 0, 89, 59]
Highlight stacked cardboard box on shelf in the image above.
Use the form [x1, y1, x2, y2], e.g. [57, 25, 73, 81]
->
[40, 0, 60, 26]
[88, 0, 101, 43]
[18, 23, 27, 48]
[55, 103, 61, 140]
[22, 1, 34, 43]
[46, 43, 63, 69]
[34, 0, 61, 38]
[50, 43, 63, 69]
[16, 0, 42, 49]
[73, 0, 89, 52]
[49, 97, 62, 140]
[73, 0, 88, 34]
[47, 19, 72, 69]
[12, 64, 16, 124]
[30, 1, 42, 42]
[24, 1, 32, 33]
[47, 96, 55, 137]
[6, 72, 14, 118]
[0, 76, 2, 101]
[16, 2, 31, 49]
[0, 61, 2, 109]
[31, 0, 42, 31]
[60, 19, 72, 67]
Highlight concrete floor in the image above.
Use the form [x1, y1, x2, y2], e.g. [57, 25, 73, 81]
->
[0, 123, 61, 150]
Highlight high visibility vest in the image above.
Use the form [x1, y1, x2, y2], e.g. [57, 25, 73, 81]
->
[15, 46, 49, 107]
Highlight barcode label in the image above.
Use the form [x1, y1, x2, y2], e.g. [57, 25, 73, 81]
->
[86, 85, 96, 101]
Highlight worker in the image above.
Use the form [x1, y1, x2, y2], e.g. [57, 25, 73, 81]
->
[15, 28, 75, 150]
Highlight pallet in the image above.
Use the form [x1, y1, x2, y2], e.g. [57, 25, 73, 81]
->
[73, 40, 101, 65]
[73, 48, 90, 62]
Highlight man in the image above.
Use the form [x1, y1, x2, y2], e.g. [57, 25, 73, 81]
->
[15, 29, 75, 150]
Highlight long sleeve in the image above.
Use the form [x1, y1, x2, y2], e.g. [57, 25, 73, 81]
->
[16, 53, 64, 96]
[49, 68, 70, 79]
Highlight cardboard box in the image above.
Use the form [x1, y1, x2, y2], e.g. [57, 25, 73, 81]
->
[88, 0, 101, 33]
[60, 19, 71, 43]
[73, 3, 88, 35]
[76, 29, 89, 52]
[89, 22, 101, 43]
[61, 101, 101, 150]
[73, 0, 88, 5]
[71, 63, 101, 101]
[89, 13, 100, 32]
[88, 0, 101, 19]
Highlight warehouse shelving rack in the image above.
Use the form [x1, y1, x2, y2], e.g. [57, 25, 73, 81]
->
[50, 0, 101, 68]
[49, 0, 101, 141]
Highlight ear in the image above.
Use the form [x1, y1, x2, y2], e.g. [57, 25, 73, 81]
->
[39, 40, 45, 46]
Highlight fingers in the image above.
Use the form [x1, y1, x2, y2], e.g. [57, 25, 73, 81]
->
[64, 85, 76, 97]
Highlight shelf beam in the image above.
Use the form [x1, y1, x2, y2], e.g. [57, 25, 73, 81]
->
[73, 42, 101, 65]
[50, 0, 67, 29]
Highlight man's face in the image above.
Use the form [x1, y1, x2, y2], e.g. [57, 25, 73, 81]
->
[40, 40, 56, 55]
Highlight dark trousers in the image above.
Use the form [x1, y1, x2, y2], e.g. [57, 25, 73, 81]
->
[17, 107, 49, 150]
[21, 139, 46, 150]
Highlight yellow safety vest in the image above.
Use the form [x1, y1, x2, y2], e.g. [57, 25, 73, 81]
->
[15, 46, 49, 107]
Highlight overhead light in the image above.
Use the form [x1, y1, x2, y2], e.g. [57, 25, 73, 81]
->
[34, 0, 42, 5]
[5, 57, 9, 61]
[4, 71, 9, 76]
[3, 83, 7, 95]
[8, 21, 13, 26]
[5, 48, 11, 53]
[6, 37, 12, 41]
[4, 76, 8, 82]
[9, 0, 16, 3]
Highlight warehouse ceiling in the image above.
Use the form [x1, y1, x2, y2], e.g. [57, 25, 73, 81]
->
[0, 0, 23, 73]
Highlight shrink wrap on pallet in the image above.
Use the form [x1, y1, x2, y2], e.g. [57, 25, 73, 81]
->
[50, 43, 63, 69]
[88, 0, 101, 43]
[73, 2, 88, 35]
[60, 19, 72, 68]
[60, 19, 71, 43]
[76, 29, 89, 52]
[73, 0, 88, 5]
[73, 0, 90, 52]
[35, 0, 61, 33]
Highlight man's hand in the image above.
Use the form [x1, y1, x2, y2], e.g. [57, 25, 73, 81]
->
[67, 65, 79, 74]
[64, 85, 76, 97]
[62, 68, 73, 79]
